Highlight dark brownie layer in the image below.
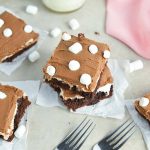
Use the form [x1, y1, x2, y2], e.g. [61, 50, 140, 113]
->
[2, 41, 37, 62]
[88, 85, 113, 105]
[0, 97, 31, 141]
[61, 86, 113, 111]
[51, 83, 113, 111]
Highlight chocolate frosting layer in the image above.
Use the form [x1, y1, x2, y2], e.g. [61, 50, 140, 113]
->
[44, 33, 110, 92]
[135, 93, 150, 122]
[0, 85, 24, 140]
[0, 11, 39, 62]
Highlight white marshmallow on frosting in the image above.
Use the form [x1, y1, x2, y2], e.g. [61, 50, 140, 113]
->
[26, 5, 38, 15]
[47, 65, 56, 76]
[50, 27, 61, 38]
[28, 51, 40, 62]
[14, 125, 26, 139]
[89, 44, 98, 54]
[69, 42, 82, 54]
[0, 18, 4, 27]
[68, 18, 80, 30]
[24, 25, 33, 33]
[62, 32, 71, 41]
[0, 91, 7, 99]
[3, 28, 13, 37]
[103, 50, 110, 58]
[139, 97, 149, 107]
[69, 60, 80, 71]
[80, 73, 92, 86]
[129, 60, 143, 73]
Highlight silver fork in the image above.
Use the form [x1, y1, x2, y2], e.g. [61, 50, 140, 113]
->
[55, 117, 95, 150]
[93, 119, 136, 150]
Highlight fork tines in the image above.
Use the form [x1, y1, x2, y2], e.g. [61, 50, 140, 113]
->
[58, 117, 95, 150]
[104, 119, 136, 150]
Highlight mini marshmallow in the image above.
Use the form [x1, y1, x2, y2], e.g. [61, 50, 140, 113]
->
[3, 28, 12, 37]
[47, 65, 56, 76]
[26, 5, 38, 15]
[139, 97, 150, 107]
[89, 44, 98, 54]
[24, 25, 33, 33]
[69, 60, 80, 71]
[139, 97, 149, 107]
[28, 51, 40, 62]
[0, 91, 7, 99]
[14, 125, 26, 139]
[129, 60, 143, 73]
[0, 18, 4, 27]
[50, 27, 61, 38]
[62, 32, 71, 41]
[103, 50, 110, 58]
[80, 73, 92, 86]
[69, 42, 82, 54]
[68, 18, 80, 30]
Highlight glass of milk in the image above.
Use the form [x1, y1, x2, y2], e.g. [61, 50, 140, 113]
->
[42, 0, 86, 12]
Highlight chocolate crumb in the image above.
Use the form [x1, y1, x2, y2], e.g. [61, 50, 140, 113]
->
[94, 32, 100, 35]
[78, 33, 85, 40]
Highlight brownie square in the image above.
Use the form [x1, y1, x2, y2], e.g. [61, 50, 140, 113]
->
[43, 33, 110, 95]
[135, 93, 150, 122]
[0, 85, 31, 141]
[0, 11, 39, 63]
[56, 65, 113, 110]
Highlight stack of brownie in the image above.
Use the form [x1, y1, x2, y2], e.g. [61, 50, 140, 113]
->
[43, 33, 113, 110]
[0, 85, 31, 141]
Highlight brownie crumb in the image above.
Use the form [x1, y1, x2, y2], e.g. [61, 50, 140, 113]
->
[94, 32, 100, 35]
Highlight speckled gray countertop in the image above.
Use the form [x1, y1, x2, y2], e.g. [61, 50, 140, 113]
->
[0, 0, 149, 149]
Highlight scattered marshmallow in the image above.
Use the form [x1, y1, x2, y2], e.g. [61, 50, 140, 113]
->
[68, 18, 80, 30]
[0, 19, 4, 27]
[47, 65, 56, 76]
[62, 32, 71, 41]
[0, 91, 7, 99]
[69, 60, 80, 71]
[3, 28, 12, 37]
[80, 73, 92, 86]
[28, 51, 40, 62]
[26, 5, 38, 15]
[103, 50, 110, 58]
[129, 60, 143, 73]
[24, 25, 33, 33]
[50, 27, 61, 38]
[89, 44, 98, 54]
[69, 42, 82, 54]
[139, 97, 149, 107]
[14, 125, 26, 139]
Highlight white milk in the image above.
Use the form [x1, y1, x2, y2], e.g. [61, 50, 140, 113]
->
[42, 0, 86, 12]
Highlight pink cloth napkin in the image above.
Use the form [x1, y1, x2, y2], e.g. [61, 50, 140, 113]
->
[106, 0, 150, 59]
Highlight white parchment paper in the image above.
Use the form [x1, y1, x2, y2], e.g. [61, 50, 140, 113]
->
[0, 80, 41, 150]
[126, 100, 150, 150]
[0, 6, 47, 76]
[36, 59, 129, 119]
